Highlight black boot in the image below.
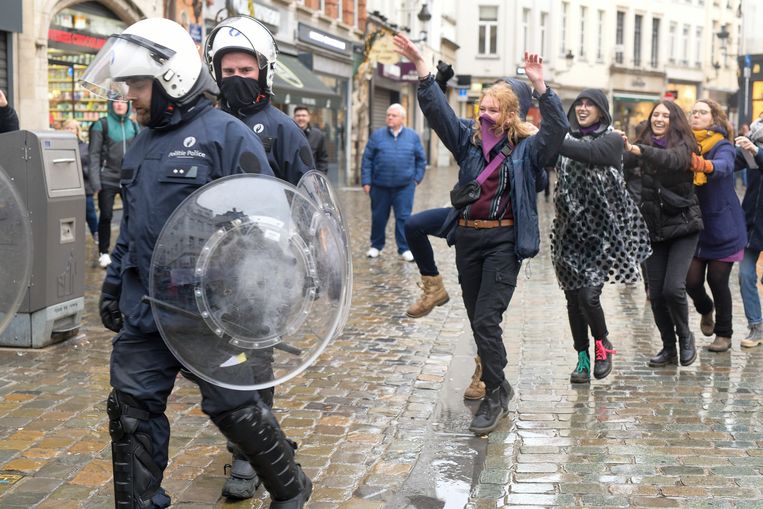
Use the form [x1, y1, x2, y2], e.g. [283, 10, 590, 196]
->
[569, 351, 591, 384]
[648, 347, 678, 367]
[468, 379, 513, 435]
[678, 332, 697, 366]
[593, 338, 616, 380]
[222, 449, 260, 499]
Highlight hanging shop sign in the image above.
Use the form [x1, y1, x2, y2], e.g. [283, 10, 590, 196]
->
[297, 23, 353, 57]
[48, 28, 107, 51]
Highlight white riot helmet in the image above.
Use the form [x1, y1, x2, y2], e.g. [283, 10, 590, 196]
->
[205, 15, 278, 94]
[81, 18, 204, 103]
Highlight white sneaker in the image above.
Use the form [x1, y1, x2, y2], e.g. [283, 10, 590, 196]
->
[98, 253, 112, 268]
[366, 247, 380, 258]
[400, 250, 414, 262]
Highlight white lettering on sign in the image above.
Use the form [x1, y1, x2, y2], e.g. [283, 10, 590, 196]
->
[308, 30, 346, 51]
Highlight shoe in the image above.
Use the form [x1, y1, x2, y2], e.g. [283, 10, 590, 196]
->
[469, 379, 513, 435]
[463, 357, 486, 400]
[222, 459, 260, 499]
[648, 347, 678, 367]
[366, 247, 380, 258]
[569, 350, 590, 384]
[678, 333, 697, 366]
[269, 466, 312, 509]
[593, 338, 616, 380]
[741, 323, 763, 348]
[400, 250, 414, 262]
[406, 274, 450, 318]
[98, 253, 112, 268]
[707, 335, 731, 352]
[700, 311, 715, 336]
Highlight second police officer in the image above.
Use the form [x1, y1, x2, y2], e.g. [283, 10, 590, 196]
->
[206, 15, 315, 186]
[82, 17, 312, 509]
[204, 15, 315, 499]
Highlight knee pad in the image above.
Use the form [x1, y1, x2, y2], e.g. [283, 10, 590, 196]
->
[213, 400, 304, 502]
[107, 390, 166, 509]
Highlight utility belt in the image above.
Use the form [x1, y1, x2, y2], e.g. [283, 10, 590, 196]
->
[457, 218, 514, 229]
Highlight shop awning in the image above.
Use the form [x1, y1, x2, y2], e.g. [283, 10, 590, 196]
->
[612, 92, 661, 103]
[272, 54, 341, 109]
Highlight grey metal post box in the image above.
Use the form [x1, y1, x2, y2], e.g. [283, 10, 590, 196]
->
[0, 130, 86, 347]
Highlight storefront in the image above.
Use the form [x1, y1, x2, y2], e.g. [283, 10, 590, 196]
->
[612, 92, 662, 138]
[295, 22, 355, 185]
[666, 81, 700, 116]
[47, 2, 126, 133]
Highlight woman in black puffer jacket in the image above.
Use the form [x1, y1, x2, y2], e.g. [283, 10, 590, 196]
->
[622, 100, 703, 368]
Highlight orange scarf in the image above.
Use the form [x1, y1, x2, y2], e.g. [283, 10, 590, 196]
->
[692, 129, 724, 185]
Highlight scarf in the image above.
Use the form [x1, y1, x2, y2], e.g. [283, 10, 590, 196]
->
[692, 128, 725, 186]
[479, 114, 507, 161]
[651, 136, 667, 148]
[579, 122, 601, 136]
[219, 76, 269, 118]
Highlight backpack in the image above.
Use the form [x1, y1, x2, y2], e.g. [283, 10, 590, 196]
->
[88, 116, 139, 167]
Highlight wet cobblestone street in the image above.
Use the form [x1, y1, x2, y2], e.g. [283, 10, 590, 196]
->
[0, 166, 762, 508]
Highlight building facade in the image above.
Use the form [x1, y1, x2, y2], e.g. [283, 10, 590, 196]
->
[454, 0, 742, 136]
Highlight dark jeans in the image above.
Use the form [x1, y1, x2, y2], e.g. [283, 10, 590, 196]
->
[85, 194, 98, 239]
[686, 257, 735, 338]
[645, 233, 699, 348]
[455, 226, 519, 390]
[369, 182, 415, 253]
[98, 187, 121, 254]
[110, 330, 263, 474]
[404, 207, 450, 276]
[564, 285, 607, 352]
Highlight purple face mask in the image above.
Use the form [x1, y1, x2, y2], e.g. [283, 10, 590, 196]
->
[480, 114, 505, 161]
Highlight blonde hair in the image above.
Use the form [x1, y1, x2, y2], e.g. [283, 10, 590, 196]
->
[472, 82, 535, 145]
[62, 118, 82, 141]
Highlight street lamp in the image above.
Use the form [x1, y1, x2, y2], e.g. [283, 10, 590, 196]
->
[417, 3, 432, 22]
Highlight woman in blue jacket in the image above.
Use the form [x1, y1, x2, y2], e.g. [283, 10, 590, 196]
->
[686, 98, 746, 352]
[394, 34, 567, 435]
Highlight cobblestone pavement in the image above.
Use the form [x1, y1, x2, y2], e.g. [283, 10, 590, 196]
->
[0, 166, 762, 508]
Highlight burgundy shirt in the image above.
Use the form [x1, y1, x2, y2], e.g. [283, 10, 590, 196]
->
[464, 146, 513, 221]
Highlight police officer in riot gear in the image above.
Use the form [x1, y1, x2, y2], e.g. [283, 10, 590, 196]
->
[82, 18, 312, 509]
[205, 15, 315, 186]
[204, 15, 315, 499]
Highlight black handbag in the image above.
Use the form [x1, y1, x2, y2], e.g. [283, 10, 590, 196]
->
[450, 144, 512, 209]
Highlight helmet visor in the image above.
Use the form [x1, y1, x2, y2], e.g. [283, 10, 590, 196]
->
[80, 34, 176, 100]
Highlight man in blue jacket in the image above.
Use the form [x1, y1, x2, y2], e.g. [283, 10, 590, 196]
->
[361, 103, 426, 260]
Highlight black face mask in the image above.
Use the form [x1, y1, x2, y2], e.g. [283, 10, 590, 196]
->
[148, 80, 176, 129]
[219, 76, 268, 117]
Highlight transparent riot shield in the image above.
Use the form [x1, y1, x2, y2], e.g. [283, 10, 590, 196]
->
[0, 166, 32, 336]
[148, 174, 351, 390]
[296, 171, 352, 336]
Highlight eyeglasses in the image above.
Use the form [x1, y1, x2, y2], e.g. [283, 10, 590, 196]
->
[690, 109, 711, 116]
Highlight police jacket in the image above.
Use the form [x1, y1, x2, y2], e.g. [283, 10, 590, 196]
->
[243, 103, 314, 185]
[739, 147, 763, 251]
[623, 144, 703, 243]
[417, 75, 567, 260]
[361, 126, 426, 188]
[102, 98, 271, 335]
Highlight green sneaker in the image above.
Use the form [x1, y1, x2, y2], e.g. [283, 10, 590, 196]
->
[570, 351, 590, 384]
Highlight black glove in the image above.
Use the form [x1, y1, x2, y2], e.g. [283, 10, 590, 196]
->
[435, 60, 454, 94]
[99, 293, 123, 333]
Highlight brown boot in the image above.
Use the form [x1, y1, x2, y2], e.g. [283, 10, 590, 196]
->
[707, 335, 731, 352]
[406, 275, 450, 318]
[463, 357, 486, 400]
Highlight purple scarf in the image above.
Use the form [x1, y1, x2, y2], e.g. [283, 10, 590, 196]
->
[579, 122, 601, 136]
[652, 136, 667, 148]
[480, 114, 507, 161]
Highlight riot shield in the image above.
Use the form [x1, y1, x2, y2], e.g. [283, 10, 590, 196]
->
[149, 174, 351, 390]
[0, 166, 32, 336]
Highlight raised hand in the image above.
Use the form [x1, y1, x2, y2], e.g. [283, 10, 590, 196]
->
[393, 33, 429, 78]
[0, 90, 7, 108]
[523, 52, 546, 95]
